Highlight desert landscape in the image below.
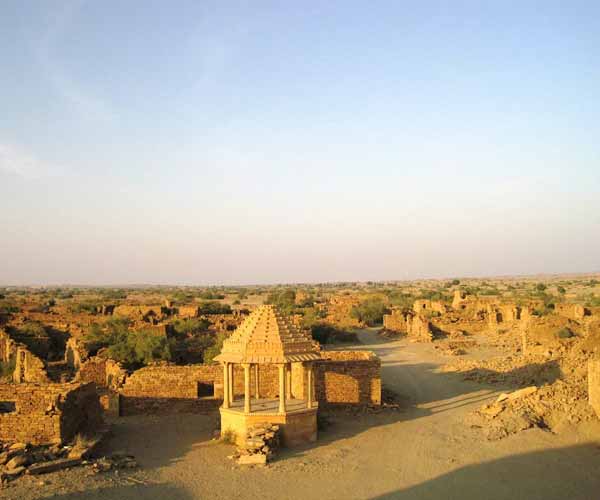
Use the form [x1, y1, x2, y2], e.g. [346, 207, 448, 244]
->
[0, 277, 599, 499]
[2, 2, 599, 499]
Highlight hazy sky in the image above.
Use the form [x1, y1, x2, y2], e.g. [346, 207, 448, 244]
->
[1, 1, 599, 285]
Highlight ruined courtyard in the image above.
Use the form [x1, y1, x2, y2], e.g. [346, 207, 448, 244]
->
[0, 277, 598, 499]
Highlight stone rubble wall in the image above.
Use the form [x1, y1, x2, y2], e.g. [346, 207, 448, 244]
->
[77, 356, 127, 391]
[176, 305, 200, 318]
[65, 337, 89, 370]
[413, 300, 448, 315]
[0, 328, 50, 383]
[115, 350, 381, 416]
[406, 314, 435, 342]
[117, 363, 282, 416]
[0, 382, 102, 445]
[315, 351, 381, 407]
[383, 310, 408, 332]
[118, 364, 222, 416]
[588, 357, 600, 418]
[555, 303, 591, 321]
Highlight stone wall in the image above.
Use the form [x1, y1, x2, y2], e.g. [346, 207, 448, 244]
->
[314, 351, 381, 407]
[118, 363, 282, 416]
[0, 328, 49, 383]
[555, 303, 591, 321]
[118, 365, 222, 416]
[406, 314, 435, 342]
[589, 357, 600, 419]
[413, 300, 448, 315]
[65, 337, 89, 370]
[383, 309, 408, 332]
[520, 316, 580, 354]
[0, 382, 102, 445]
[177, 305, 200, 318]
[116, 350, 381, 415]
[77, 356, 127, 391]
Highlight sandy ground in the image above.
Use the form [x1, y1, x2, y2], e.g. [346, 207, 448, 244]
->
[6, 330, 600, 500]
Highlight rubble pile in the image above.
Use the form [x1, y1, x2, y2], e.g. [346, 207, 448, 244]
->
[0, 441, 81, 485]
[447, 327, 600, 440]
[0, 431, 134, 486]
[475, 381, 596, 440]
[232, 423, 280, 466]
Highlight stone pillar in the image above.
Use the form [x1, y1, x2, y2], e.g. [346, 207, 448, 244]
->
[278, 364, 286, 414]
[285, 363, 292, 400]
[307, 363, 313, 409]
[228, 362, 234, 403]
[254, 364, 260, 399]
[222, 362, 230, 409]
[243, 363, 251, 414]
[589, 357, 600, 418]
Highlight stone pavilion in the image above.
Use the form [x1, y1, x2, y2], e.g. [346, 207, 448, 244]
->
[214, 304, 321, 447]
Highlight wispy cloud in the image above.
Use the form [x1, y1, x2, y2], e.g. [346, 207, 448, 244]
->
[0, 143, 59, 179]
[33, 1, 115, 122]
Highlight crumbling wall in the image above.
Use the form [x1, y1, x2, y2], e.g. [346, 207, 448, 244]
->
[77, 356, 126, 391]
[487, 304, 522, 326]
[1, 329, 49, 383]
[314, 351, 381, 407]
[520, 315, 582, 355]
[65, 337, 89, 370]
[177, 305, 200, 318]
[113, 305, 172, 324]
[117, 350, 381, 415]
[118, 363, 282, 416]
[413, 300, 448, 315]
[589, 357, 600, 418]
[555, 303, 590, 321]
[118, 365, 222, 416]
[0, 382, 102, 445]
[322, 296, 362, 328]
[14, 347, 50, 383]
[383, 309, 408, 332]
[406, 314, 435, 342]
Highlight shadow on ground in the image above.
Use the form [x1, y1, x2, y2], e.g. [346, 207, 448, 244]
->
[52, 482, 193, 500]
[369, 443, 600, 500]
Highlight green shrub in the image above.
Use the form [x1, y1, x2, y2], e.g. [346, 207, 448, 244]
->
[198, 290, 226, 300]
[69, 301, 100, 314]
[203, 331, 228, 364]
[557, 327, 573, 339]
[198, 301, 232, 315]
[310, 324, 357, 344]
[0, 358, 16, 380]
[83, 318, 131, 354]
[0, 301, 20, 314]
[171, 318, 211, 337]
[265, 289, 296, 314]
[83, 318, 172, 368]
[351, 298, 388, 326]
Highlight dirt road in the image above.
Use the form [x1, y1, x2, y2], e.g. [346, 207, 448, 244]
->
[8, 331, 600, 500]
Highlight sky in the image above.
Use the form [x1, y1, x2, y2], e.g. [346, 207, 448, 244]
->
[1, 1, 599, 286]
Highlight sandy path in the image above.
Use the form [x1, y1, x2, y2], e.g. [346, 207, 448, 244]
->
[8, 331, 600, 500]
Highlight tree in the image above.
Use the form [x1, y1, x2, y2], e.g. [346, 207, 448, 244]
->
[265, 289, 296, 314]
[351, 298, 389, 326]
[557, 286, 566, 295]
[198, 301, 232, 314]
[535, 283, 547, 292]
[203, 331, 228, 364]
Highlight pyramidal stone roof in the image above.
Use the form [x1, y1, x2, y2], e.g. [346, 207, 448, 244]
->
[214, 304, 321, 364]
